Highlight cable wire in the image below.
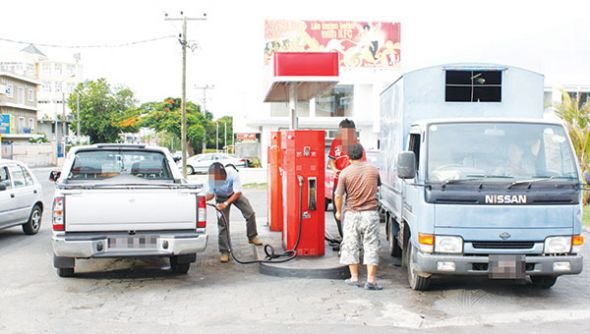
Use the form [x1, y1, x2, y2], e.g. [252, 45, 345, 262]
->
[0, 35, 176, 49]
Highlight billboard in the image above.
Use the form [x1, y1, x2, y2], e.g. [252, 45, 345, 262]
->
[0, 114, 13, 134]
[264, 20, 401, 68]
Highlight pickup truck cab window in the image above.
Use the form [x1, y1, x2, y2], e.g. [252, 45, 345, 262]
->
[67, 150, 173, 181]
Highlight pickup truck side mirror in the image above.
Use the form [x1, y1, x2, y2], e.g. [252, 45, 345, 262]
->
[397, 151, 417, 179]
[584, 171, 590, 185]
[49, 170, 61, 182]
[173, 156, 182, 163]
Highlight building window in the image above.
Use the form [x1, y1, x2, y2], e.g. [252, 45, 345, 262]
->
[315, 85, 354, 117]
[42, 81, 52, 93]
[54, 81, 62, 93]
[28, 118, 35, 131]
[66, 64, 76, 76]
[18, 117, 25, 133]
[567, 91, 590, 109]
[5, 84, 13, 97]
[445, 70, 502, 102]
[54, 63, 62, 76]
[27, 88, 34, 102]
[42, 63, 51, 75]
[17, 87, 25, 104]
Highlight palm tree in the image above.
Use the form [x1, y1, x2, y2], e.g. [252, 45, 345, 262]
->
[554, 89, 590, 203]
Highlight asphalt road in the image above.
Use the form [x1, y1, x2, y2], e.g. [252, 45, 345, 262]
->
[0, 168, 588, 334]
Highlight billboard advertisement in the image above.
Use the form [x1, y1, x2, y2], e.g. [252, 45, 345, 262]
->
[0, 114, 13, 134]
[264, 20, 401, 68]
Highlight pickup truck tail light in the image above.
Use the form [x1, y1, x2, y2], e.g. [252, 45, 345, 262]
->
[197, 196, 207, 228]
[52, 196, 65, 231]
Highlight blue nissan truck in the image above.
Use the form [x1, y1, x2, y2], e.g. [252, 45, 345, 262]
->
[378, 64, 585, 290]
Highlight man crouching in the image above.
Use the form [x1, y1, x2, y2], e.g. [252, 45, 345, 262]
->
[334, 143, 382, 290]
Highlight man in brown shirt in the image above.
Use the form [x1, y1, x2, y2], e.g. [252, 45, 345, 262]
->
[335, 143, 382, 290]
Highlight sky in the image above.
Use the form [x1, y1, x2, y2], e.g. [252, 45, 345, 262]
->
[1, 0, 590, 118]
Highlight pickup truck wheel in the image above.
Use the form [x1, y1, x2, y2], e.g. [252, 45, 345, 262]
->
[57, 267, 75, 278]
[22, 204, 42, 235]
[406, 243, 431, 291]
[530, 276, 558, 289]
[170, 256, 191, 275]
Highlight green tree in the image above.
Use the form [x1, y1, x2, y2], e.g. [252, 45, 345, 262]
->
[554, 90, 590, 203]
[213, 116, 234, 152]
[67, 79, 136, 143]
[139, 98, 211, 154]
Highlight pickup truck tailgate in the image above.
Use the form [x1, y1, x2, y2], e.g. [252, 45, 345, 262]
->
[64, 189, 198, 232]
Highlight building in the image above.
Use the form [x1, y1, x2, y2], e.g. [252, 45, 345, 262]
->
[0, 44, 83, 141]
[0, 72, 40, 142]
[233, 19, 401, 164]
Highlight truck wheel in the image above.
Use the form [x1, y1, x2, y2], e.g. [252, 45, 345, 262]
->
[388, 219, 402, 258]
[530, 276, 558, 289]
[22, 204, 42, 235]
[406, 243, 431, 291]
[170, 256, 191, 275]
[57, 268, 75, 278]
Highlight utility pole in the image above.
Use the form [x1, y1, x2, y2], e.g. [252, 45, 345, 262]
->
[224, 121, 227, 152]
[216, 121, 219, 152]
[62, 92, 66, 154]
[165, 11, 207, 177]
[76, 92, 80, 137]
[195, 84, 214, 153]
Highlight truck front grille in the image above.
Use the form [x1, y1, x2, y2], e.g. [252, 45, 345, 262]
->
[471, 241, 535, 249]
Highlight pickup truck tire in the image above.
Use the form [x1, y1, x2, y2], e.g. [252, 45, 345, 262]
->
[22, 204, 42, 235]
[57, 267, 75, 278]
[406, 243, 431, 291]
[530, 276, 558, 289]
[170, 256, 191, 275]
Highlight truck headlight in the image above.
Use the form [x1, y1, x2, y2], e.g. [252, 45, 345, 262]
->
[435, 236, 463, 254]
[544, 236, 571, 254]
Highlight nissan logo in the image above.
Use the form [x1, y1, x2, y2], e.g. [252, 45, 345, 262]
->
[499, 232, 511, 240]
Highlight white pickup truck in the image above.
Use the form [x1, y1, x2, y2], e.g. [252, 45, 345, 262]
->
[50, 144, 208, 277]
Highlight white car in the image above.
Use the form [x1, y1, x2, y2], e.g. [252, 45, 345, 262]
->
[183, 153, 248, 174]
[0, 159, 43, 235]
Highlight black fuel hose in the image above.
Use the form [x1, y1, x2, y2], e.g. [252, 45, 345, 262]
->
[207, 175, 305, 264]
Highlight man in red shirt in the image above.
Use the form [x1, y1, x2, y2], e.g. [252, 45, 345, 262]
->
[329, 118, 366, 173]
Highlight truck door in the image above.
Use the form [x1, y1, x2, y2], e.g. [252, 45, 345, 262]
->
[401, 132, 423, 226]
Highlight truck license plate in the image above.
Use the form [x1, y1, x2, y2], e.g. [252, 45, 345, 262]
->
[489, 255, 526, 279]
[108, 236, 158, 249]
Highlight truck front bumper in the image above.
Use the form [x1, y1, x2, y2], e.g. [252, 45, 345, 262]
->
[415, 252, 583, 276]
[52, 231, 208, 259]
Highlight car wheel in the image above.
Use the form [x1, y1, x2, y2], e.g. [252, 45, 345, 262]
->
[170, 256, 191, 274]
[530, 276, 558, 289]
[406, 242, 431, 291]
[22, 204, 42, 235]
[186, 166, 194, 175]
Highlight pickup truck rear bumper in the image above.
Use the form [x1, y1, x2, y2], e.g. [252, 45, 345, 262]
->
[416, 252, 583, 276]
[52, 231, 208, 259]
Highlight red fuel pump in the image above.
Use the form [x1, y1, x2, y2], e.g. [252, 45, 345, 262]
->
[267, 131, 283, 232]
[280, 130, 325, 257]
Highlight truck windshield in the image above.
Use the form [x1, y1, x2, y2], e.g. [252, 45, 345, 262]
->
[67, 150, 173, 181]
[427, 123, 578, 183]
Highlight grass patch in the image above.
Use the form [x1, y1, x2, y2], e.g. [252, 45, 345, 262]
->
[584, 205, 590, 227]
[243, 183, 267, 190]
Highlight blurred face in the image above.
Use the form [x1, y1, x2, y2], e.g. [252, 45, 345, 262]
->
[340, 128, 356, 144]
[209, 170, 226, 182]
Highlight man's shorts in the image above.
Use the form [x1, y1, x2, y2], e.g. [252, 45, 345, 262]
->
[339, 210, 380, 266]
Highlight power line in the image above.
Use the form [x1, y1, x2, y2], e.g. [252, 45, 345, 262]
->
[0, 35, 176, 49]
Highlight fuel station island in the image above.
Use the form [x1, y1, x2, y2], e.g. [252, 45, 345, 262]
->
[258, 52, 349, 278]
